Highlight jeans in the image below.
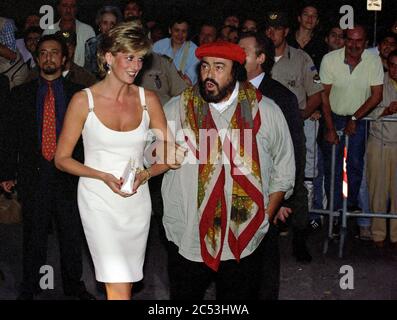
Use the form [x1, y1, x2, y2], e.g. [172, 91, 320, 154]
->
[323, 113, 367, 212]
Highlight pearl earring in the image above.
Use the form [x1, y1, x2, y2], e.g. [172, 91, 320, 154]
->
[106, 63, 112, 75]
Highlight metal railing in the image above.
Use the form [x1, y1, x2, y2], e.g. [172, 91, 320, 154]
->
[309, 115, 397, 257]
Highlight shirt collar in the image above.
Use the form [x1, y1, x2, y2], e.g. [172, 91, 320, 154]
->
[390, 75, 397, 92]
[343, 47, 368, 64]
[38, 75, 63, 88]
[249, 72, 265, 89]
[209, 82, 239, 114]
[276, 45, 291, 63]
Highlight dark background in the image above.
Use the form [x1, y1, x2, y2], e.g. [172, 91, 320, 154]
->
[1, 0, 396, 42]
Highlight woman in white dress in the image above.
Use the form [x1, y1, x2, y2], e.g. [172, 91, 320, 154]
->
[54, 22, 184, 300]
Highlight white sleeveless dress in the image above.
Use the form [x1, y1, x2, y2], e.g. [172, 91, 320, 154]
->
[78, 87, 152, 283]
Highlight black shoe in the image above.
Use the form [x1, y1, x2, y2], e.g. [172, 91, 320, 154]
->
[347, 206, 362, 213]
[292, 229, 312, 263]
[307, 219, 322, 233]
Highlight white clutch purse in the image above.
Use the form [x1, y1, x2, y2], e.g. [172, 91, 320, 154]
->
[120, 158, 137, 194]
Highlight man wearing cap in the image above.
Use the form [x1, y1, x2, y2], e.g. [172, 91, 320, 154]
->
[266, 10, 323, 262]
[56, 31, 97, 87]
[161, 41, 295, 299]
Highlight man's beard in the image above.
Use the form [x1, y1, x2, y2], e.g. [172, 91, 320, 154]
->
[42, 65, 59, 75]
[199, 77, 236, 103]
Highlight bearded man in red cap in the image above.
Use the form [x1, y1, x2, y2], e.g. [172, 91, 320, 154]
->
[161, 41, 296, 300]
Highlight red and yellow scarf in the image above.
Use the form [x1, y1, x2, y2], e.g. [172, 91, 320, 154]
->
[180, 82, 265, 271]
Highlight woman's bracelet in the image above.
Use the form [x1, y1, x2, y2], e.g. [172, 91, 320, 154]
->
[141, 168, 151, 184]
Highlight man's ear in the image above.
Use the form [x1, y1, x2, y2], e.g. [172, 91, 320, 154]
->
[285, 27, 290, 38]
[257, 53, 266, 65]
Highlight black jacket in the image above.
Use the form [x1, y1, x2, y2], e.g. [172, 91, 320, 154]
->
[258, 76, 306, 206]
[0, 77, 84, 203]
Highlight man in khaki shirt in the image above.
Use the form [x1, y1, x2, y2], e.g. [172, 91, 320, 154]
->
[135, 52, 187, 106]
[265, 11, 323, 262]
[367, 50, 397, 248]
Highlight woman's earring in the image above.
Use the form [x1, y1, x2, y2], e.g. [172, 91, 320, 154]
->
[106, 63, 112, 75]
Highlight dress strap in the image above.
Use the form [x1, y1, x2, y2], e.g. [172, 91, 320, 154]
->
[83, 88, 94, 112]
[138, 86, 147, 111]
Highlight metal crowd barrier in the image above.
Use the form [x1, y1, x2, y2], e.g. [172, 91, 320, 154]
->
[308, 115, 397, 258]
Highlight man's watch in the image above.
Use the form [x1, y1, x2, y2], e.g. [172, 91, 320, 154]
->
[351, 115, 358, 121]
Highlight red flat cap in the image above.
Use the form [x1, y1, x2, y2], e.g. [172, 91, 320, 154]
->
[195, 41, 246, 64]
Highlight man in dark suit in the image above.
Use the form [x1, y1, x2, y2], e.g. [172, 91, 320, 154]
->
[239, 32, 309, 299]
[0, 34, 94, 300]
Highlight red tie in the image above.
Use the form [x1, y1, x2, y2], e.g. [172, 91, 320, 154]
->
[42, 82, 57, 161]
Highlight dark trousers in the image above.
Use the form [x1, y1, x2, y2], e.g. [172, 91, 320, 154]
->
[258, 224, 280, 300]
[167, 234, 269, 300]
[148, 174, 167, 242]
[323, 113, 367, 211]
[287, 144, 309, 231]
[21, 159, 85, 295]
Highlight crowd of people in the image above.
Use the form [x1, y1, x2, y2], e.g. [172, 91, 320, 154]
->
[0, 0, 396, 300]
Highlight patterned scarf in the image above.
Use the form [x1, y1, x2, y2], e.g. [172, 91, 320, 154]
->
[180, 81, 265, 271]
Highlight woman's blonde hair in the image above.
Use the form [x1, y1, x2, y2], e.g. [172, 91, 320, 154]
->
[97, 21, 151, 78]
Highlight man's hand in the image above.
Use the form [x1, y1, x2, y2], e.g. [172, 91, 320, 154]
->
[0, 180, 16, 193]
[273, 206, 292, 224]
[344, 119, 357, 136]
[310, 110, 322, 121]
[325, 127, 339, 144]
[388, 101, 397, 114]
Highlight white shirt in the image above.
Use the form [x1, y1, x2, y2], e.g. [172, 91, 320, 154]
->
[249, 72, 265, 89]
[209, 82, 239, 113]
[162, 83, 296, 262]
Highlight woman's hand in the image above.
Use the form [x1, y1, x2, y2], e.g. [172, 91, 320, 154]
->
[102, 173, 133, 198]
[131, 169, 150, 194]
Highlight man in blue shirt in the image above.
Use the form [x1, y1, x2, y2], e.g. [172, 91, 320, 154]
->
[153, 17, 199, 85]
[0, 34, 95, 300]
